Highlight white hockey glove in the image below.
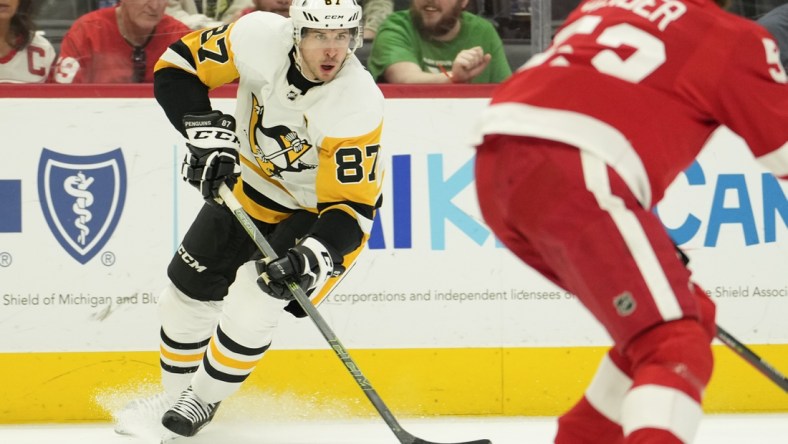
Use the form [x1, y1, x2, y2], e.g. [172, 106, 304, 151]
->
[256, 237, 345, 302]
[181, 111, 241, 205]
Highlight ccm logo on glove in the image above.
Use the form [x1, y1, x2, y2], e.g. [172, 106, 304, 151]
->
[181, 111, 241, 205]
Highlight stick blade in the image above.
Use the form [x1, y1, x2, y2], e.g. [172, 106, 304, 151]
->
[412, 439, 492, 444]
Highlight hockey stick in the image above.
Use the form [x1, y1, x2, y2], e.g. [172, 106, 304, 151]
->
[672, 247, 787, 392]
[716, 325, 788, 393]
[217, 184, 492, 444]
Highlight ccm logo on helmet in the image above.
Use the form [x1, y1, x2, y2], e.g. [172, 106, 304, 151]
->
[325, 15, 345, 19]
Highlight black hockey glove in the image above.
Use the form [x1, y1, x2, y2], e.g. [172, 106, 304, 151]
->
[181, 111, 241, 205]
[256, 237, 345, 303]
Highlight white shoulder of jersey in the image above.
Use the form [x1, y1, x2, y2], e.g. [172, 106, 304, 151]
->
[322, 56, 385, 138]
[229, 11, 293, 63]
[31, 31, 56, 61]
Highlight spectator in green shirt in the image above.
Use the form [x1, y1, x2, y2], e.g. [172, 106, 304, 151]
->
[367, 0, 511, 83]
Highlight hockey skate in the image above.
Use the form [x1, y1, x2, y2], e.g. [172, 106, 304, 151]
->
[113, 392, 174, 437]
[161, 386, 221, 437]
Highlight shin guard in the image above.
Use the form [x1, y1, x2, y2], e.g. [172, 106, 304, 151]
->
[622, 320, 713, 443]
[556, 350, 632, 444]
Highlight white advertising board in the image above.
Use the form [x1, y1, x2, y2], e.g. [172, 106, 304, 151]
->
[0, 95, 786, 352]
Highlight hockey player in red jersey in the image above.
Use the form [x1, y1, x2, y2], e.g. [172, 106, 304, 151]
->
[474, 0, 788, 443]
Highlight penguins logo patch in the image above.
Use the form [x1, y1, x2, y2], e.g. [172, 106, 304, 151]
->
[247, 93, 315, 179]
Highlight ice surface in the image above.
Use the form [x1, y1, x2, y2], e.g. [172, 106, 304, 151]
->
[1, 414, 786, 444]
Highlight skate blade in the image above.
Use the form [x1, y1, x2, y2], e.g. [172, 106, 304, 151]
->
[160, 431, 182, 444]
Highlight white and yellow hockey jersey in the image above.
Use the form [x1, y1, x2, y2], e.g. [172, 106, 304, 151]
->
[154, 12, 384, 256]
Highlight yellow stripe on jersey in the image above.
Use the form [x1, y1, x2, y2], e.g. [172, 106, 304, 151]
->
[316, 122, 384, 209]
[154, 24, 240, 90]
[311, 234, 368, 304]
[231, 179, 305, 224]
[154, 52, 196, 75]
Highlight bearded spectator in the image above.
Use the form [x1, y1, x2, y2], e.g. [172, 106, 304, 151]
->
[366, 0, 510, 83]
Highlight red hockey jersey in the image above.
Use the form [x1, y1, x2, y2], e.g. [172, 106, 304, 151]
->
[52, 6, 189, 83]
[477, 0, 788, 208]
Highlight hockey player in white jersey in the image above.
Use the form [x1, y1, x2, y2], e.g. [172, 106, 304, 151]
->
[113, 0, 384, 438]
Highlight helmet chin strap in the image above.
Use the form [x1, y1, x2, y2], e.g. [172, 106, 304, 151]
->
[292, 45, 319, 82]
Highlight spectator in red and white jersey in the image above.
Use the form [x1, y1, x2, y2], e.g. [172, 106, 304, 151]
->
[51, 0, 190, 83]
[475, 0, 788, 443]
[0, 0, 55, 83]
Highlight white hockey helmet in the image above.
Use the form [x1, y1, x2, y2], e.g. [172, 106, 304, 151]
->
[290, 0, 363, 51]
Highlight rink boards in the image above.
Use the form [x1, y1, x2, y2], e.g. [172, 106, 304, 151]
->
[0, 85, 786, 422]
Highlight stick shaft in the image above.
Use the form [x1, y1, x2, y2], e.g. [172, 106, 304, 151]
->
[716, 325, 788, 393]
[218, 185, 420, 444]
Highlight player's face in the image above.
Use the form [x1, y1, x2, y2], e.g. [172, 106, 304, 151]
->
[120, 0, 168, 31]
[253, 0, 290, 17]
[0, 0, 20, 22]
[410, 0, 466, 38]
[298, 29, 352, 82]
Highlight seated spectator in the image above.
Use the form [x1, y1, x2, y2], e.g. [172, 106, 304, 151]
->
[51, 0, 190, 83]
[236, 0, 290, 18]
[166, 0, 252, 29]
[758, 3, 788, 70]
[0, 0, 56, 83]
[367, 0, 510, 83]
[363, 0, 394, 40]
